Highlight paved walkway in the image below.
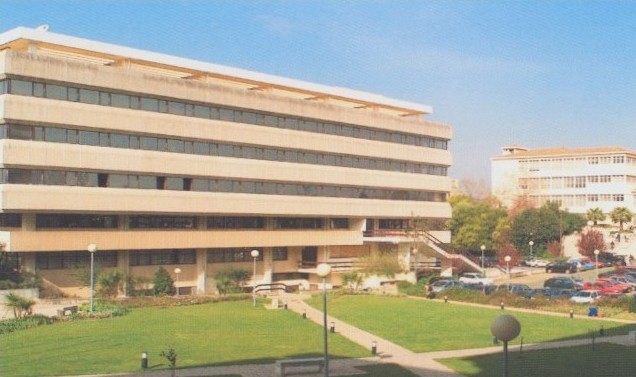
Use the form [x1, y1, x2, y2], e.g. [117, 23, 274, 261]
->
[62, 294, 635, 377]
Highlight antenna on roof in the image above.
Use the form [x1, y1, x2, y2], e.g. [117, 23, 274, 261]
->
[36, 24, 49, 32]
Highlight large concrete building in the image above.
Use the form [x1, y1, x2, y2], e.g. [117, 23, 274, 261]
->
[491, 145, 636, 214]
[0, 26, 456, 296]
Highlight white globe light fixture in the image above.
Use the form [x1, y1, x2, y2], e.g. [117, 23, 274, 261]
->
[480, 245, 486, 274]
[491, 314, 521, 377]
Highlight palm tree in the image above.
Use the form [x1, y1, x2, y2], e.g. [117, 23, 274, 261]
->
[586, 207, 605, 226]
[609, 207, 633, 231]
[3, 292, 35, 319]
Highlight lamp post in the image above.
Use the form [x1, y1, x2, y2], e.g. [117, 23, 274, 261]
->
[87, 243, 97, 313]
[316, 263, 332, 377]
[491, 314, 521, 377]
[174, 267, 181, 296]
[411, 247, 418, 282]
[504, 255, 511, 290]
[528, 241, 534, 261]
[251, 249, 260, 307]
[594, 249, 600, 279]
[480, 245, 486, 274]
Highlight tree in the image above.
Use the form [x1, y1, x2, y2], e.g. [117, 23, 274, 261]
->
[576, 229, 606, 258]
[97, 270, 124, 298]
[341, 271, 363, 291]
[213, 267, 250, 295]
[152, 266, 176, 296]
[586, 208, 605, 226]
[496, 244, 521, 268]
[510, 202, 585, 257]
[358, 246, 404, 278]
[449, 197, 508, 252]
[609, 207, 633, 231]
[546, 240, 563, 258]
[3, 292, 35, 319]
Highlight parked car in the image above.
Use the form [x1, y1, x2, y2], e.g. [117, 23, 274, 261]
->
[458, 272, 493, 286]
[607, 275, 636, 289]
[526, 259, 549, 267]
[496, 284, 532, 296]
[431, 279, 460, 293]
[525, 288, 573, 300]
[582, 280, 624, 296]
[545, 260, 578, 273]
[568, 257, 594, 271]
[570, 290, 602, 304]
[544, 276, 581, 290]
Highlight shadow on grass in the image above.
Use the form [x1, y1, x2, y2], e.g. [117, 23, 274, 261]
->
[438, 343, 636, 377]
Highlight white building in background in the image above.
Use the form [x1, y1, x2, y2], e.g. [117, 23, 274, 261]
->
[491, 145, 636, 214]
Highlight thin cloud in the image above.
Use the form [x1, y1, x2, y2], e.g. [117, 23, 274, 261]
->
[258, 15, 293, 36]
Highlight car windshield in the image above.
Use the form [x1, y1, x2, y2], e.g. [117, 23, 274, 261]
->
[576, 292, 591, 297]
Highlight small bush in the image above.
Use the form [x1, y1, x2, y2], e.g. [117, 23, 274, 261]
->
[0, 315, 54, 334]
[152, 266, 176, 296]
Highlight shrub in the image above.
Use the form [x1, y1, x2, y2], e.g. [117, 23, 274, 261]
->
[0, 315, 53, 334]
[97, 270, 124, 298]
[214, 267, 250, 295]
[3, 292, 35, 319]
[152, 266, 176, 296]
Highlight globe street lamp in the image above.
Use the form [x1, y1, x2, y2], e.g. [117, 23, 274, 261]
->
[491, 314, 521, 377]
[316, 263, 332, 377]
[504, 255, 512, 290]
[174, 267, 182, 296]
[87, 243, 97, 313]
[251, 249, 260, 307]
[480, 245, 486, 274]
[594, 249, 600, 279]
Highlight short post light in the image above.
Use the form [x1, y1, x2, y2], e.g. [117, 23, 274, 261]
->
[594, 249, 600, 278]
[480, 244, 486, 273]
[371, 341, 377, 355]
[491, 314, 521, 377]
[87, 243, 98, 313]
[251, 249, 260, 307]
[173, 267, 182, 296]
[504, 255, 512, 290]
[316, 263, 332, 377]
[141, 352, 148, 369]
[330, 321, 335, 333]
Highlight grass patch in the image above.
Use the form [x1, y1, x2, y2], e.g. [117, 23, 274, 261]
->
[306, 294, 636, 352]
[438, 343, 636, 377]
[0, 300, 368, 377]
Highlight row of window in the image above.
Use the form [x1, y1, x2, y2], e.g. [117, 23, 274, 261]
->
[34, 248, 289, 269]
[1, 168, 446, 202]
[519, 154, 633, 172]
[0, 124, 447, 176]
[519, 175, 635, 190]
[1, 78, 449, 150]
[529, 194, 626, 209]
[31, 214, 350, 230]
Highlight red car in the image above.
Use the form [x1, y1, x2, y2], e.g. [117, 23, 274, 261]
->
[582, 280, 624, 296]
[595, 278, 632, 293]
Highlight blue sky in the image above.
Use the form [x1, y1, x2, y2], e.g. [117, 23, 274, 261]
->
[2, 1, 636, 184]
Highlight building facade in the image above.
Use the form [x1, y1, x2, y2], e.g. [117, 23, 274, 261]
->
[491, 145, 636, 214]
[0, 26, 453, 296]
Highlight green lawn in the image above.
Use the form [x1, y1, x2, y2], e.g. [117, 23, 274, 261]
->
[0, 300, 368, 377]
[438, 343, 636, 377]
[307, 294, 636, 352]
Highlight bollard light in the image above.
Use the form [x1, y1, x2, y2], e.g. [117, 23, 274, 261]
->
[302, 309, 307, 319]
[141, 352, 148, 369]
[570, 309, 574, 319]
[444, 295, 448, 303]
[371, 341, 377, 355]
[330, 321, 335, 333]
[500, 301, 505, 310]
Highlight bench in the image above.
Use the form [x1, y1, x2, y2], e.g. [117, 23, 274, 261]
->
[275, 357, 324, 377]
[57, 305, 78, 317]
